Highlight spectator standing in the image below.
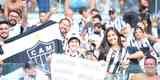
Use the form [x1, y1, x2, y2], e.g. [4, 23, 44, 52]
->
[104, 8, 126, 32]
[88, 23, 104, 49]
[98, 27, 127, 76]
[132, 27, 160, 58]
[139, 0, 152, 35]
[96, 0, 111, 22]
[7, 9, 23, 38]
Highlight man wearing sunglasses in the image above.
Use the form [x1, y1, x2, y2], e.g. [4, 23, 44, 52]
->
[88, 23, 104, 49]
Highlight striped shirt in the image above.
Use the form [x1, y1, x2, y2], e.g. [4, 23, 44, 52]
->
[105, 48, 127, 74]
[130, 38, 159, 57]
[105, 16, 126, 32]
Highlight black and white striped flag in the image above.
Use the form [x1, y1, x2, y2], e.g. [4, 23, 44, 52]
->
[1, 20, 63, 63]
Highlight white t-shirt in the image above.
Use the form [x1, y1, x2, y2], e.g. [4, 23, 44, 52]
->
[9, 24, 21, 38]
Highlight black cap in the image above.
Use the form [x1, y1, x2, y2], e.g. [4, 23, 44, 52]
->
[68, 37, 80, 45]
[0, 16, 9, 25]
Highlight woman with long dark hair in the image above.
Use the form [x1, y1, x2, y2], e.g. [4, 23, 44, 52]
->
[98, 27, 144, 79]
[98, 27, 124, 74]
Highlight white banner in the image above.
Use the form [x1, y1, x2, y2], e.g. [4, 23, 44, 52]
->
[51, 54, 106, 80]
[0, 21, 63, 63]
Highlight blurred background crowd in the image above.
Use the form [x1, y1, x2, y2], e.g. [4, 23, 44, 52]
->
[0, 0, 160, 80]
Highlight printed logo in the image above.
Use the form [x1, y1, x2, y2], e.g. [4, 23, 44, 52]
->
[27, 40, 56, 64]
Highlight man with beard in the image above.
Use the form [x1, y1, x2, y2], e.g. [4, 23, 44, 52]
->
[58, 18, 73, 50]
[0, 16, 9, 41]
[8, 9, 22, 38]
[47, 18, 73, 69]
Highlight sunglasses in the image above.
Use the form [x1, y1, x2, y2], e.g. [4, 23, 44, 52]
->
[94, 26, 101, 29]
[109, 10, 115, 15]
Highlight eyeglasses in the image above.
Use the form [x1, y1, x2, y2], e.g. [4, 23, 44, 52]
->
[94, 26, 101, 29]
